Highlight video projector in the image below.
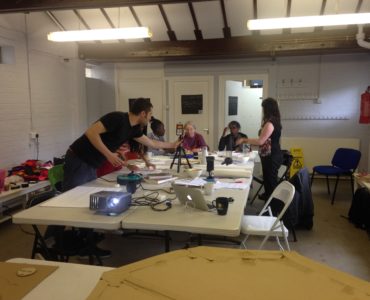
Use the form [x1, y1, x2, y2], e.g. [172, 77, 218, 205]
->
[89, 191, 131, 216]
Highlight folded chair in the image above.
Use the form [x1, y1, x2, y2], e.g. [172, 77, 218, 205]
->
[311, 148, 361, 205]
[241, 181, 295, 251]
[250, 150, 293, 205]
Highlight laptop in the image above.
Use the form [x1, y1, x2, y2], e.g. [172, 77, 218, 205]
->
[172, 184, 214, 211]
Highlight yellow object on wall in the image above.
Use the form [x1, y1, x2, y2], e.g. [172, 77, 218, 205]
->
[290, 148, 304, 177]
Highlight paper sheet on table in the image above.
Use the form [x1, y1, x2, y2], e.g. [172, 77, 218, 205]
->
[40, 186, 123, 208]
[174, 178, 207, 187]
[214, 182, 249, 190]
[100, 169, 169, 182]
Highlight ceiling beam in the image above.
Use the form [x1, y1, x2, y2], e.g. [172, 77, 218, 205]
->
[78, 28, 370, 62]
[158, 4, 177, 41]
[45, 11, 66, 31]
[252, 0, 259, 36]
[0, 0, 213, 14]
[314, 0, 327, 32]
[100, 8, 125, 43]
[220, 0, 231, 39]
[282, 0, 292, 34]
[188, 2, 203, 40]
[128, 6, 151, 42]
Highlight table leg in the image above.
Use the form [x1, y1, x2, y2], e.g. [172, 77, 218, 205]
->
[31, 225, 55, 260]
[165, 231, 170, 252]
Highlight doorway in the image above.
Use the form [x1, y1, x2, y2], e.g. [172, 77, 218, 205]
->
[168, 76, 213, 148]
[219, 74, 268, 141]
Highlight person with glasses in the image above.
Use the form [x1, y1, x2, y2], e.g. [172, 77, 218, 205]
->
[218, 121, 248, 152]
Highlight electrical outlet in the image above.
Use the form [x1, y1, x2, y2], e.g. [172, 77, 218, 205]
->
[30, 131, 38, 139]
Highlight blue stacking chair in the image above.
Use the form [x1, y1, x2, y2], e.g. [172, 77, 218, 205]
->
[311, 148, 361, 205]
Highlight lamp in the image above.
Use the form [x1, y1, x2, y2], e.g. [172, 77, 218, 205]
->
[247, 13, 370, 30]
[48, 27, 152, 42]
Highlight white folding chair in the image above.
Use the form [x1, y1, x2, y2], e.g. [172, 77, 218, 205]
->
[240, 181, 295, 251]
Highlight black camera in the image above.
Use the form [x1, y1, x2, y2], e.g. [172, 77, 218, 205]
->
[206, 156, 214, 172]
[206, 156, 215, 181]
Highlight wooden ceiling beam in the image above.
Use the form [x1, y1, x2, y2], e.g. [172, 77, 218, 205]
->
[188, 2, 203, 40]
[158, 4, 177, 41]
[45, 11, 66, 31]
[282, 0, 292, 35]
[100, 8, 125, 43]
[0, 0, 212, 13]
[78, 28, 370, 62]
[252, 0, 259, 36]
[314, 0, 327, 32]
[220, 0, 231, 39]
[128, 6, 151, 42]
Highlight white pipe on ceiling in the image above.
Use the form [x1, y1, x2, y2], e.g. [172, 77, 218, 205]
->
[356, 25, 370, 50]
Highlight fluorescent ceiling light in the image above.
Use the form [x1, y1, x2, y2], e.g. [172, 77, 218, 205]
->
[48, 27, 152, 42]
[247, 13, 370, 30]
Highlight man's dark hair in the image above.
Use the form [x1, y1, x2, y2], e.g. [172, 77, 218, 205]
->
[130, 98, 153, 115]
[151, 118, 164, 133]
[228, 121, 241, 129]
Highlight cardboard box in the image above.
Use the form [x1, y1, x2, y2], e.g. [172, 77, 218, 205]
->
[87, 247, 370, 300]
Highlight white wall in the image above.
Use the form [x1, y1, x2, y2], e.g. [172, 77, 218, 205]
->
[112, 53, 370, 171]
[0, 13, 86, 168]
[86, 64, 116, 125]
[115, 62, 165, 121]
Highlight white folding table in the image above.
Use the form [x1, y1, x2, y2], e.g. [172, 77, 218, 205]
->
[12, 155, 254, 261]
[6, 258, 112, 300]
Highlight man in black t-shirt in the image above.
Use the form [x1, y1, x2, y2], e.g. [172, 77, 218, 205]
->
[63, 98, 178, 191]
[49, 99, 179, 258]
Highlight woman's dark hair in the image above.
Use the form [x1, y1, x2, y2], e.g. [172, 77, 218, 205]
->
[150, 118, 164, 133]
[130, 98, 153, 115]
[228, 121, 241, 129]
[262, 97, 281, 128]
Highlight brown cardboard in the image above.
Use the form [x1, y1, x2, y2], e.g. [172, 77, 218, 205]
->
[0, 262, 58, 300]
[87, 246, 370, 300]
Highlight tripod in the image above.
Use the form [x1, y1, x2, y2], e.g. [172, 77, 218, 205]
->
[170, 145, 192, 173]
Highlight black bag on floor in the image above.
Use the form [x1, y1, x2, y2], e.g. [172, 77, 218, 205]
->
[348, 187, 370, 232]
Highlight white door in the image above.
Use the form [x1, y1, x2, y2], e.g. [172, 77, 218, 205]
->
[168, 77, 214, 149]
[225, 80, 263, 138]
[219, 74, 268, 140]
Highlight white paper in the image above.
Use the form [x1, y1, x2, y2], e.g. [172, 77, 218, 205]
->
[40, 186, 123, 208]
[174, 178, 207, 187]
[214, 182, 249, 190]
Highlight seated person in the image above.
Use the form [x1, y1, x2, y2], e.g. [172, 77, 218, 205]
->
[147, 118, 172, 155]
[218, 121, 248, 152]
[181, 121, 208, 153]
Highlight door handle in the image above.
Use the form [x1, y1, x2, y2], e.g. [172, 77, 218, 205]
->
[203, 128, 209, 134]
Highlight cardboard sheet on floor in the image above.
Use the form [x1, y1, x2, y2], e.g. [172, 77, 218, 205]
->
[0, 262, 58, 300]
[87, 247, 370, 300]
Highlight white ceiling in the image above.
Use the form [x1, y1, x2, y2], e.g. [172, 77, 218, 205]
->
[40, 0, 370, 42]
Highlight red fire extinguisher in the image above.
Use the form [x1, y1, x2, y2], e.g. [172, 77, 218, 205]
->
[359, 86, 370, 124]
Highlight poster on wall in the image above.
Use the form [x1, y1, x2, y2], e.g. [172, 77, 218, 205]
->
[181, 95, 203, 114]
[228, 96, 238, 116]
[129, 98, 150, 111]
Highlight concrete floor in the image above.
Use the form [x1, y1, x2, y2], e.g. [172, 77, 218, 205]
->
[0, 179, 369, 281]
